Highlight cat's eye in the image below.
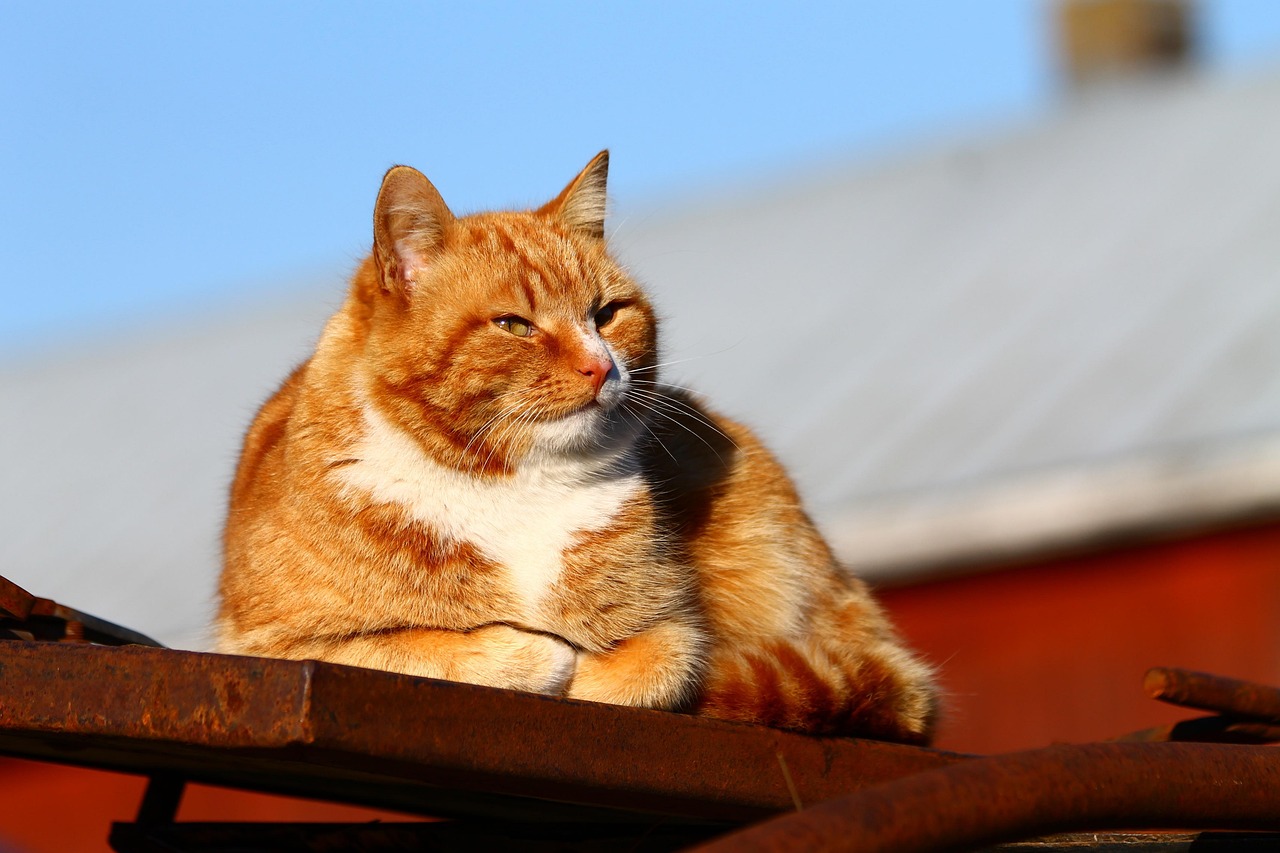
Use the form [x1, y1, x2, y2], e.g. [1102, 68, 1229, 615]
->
[494, 316, 536, 338]
[594, 302, 622, 328]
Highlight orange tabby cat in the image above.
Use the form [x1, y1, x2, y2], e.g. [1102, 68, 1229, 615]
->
[217, 152, 937, 742]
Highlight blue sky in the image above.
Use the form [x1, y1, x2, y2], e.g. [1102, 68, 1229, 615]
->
[4, 1, 1280, 359]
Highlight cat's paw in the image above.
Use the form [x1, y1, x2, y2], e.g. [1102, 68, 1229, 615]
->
[471, 624, 577, 696]
[568, 618, 705, 709]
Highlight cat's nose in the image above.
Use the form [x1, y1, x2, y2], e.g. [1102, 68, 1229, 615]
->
[576, 354, 614, 396]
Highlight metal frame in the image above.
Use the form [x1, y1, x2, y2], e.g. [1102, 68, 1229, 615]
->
[1, 574, 1277, 851]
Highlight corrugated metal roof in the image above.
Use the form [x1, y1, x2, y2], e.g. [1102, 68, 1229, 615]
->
[4, 66, 1280, 647]
[625, 70, 1280, 500]
[619, 68, 1280, 569]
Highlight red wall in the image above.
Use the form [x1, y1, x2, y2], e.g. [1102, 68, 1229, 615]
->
[0, 759, 424, 853]
[877, 521, 1280, 754]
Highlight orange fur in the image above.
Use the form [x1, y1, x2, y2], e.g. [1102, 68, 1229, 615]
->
[218, 151, 937, 742]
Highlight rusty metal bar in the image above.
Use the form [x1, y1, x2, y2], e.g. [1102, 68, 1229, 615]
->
[109, 820, 727, 852]
[1114, 714, 1280, 745]
[0, 641, 966, 823]
[1145, 667, 1280, 723]
[0, 575, 36, 620]
[0, 574, 161, 647]
[690, 742, 1280, 853]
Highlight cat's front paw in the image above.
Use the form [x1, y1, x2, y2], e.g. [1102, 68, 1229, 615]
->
[568, 617, 705, 709]
[472, 624, 577, 696]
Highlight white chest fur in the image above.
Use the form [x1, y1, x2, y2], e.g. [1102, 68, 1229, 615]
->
[334, 405, 643, 618]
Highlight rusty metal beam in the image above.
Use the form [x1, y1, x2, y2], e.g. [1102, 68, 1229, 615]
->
[0, 574, 161, 647]
[109, 819, 728, 852]
[690, 742, 1280, 852]
[1145, 667, 1280, 723]
[0, 575, 36, 620]
[107, 825, 1280, 852]
[0, 641, 965, 823]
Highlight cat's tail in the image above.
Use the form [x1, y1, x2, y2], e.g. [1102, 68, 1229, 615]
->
[692, 636, 938, 744]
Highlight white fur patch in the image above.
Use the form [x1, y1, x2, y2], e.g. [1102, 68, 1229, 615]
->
[538, 636, 579, 694]
[334, 404, 643, 622]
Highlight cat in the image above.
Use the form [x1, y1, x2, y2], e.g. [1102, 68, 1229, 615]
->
[217, 151, 937, 743]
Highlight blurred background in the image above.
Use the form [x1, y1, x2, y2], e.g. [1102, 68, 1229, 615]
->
[4, 1, 1280, 848]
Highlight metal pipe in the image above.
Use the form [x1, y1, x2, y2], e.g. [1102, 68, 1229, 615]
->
[1145, 667, 1280, 723]
[1114, 714, 1280, 744]
[690, 742, 1280, 853]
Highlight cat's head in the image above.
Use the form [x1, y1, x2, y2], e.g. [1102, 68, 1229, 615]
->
[354, 151, 658, 476]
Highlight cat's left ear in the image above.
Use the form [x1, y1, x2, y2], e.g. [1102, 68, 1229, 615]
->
[373, 165, 455, 295]
[540, 150, 609, 240]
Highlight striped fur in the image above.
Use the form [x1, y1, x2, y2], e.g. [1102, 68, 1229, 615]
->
[217, 151, 937, 742]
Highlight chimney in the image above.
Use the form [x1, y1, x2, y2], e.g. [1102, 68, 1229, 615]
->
[1057, 0, 1196, 88]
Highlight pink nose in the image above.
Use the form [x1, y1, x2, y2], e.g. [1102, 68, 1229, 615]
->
[576, 355, 614, 395]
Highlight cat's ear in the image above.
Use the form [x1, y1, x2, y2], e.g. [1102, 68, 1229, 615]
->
[540, 150, 609, 240]
[372, 165, 455, 294]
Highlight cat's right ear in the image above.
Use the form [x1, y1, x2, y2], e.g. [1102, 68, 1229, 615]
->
[372, 166, 455, 295]
[540, 150, 609, 240]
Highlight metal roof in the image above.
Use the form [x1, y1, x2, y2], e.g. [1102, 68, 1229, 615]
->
[618, 67, 1280, 575]
[5, 66, 1280, 647]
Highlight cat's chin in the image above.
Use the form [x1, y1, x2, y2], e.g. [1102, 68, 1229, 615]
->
[528, 402, 642, 463]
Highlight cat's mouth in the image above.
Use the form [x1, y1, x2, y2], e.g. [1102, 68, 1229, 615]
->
[527, 391, 640, 457]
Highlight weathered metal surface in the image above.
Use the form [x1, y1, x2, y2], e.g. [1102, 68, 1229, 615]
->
[0, 574, 161, 647]
[0, 574, 36, 620]
[1114, 715, 1280, 745]
[1145, 667, 1280, 723]
[106, 825, 1280, 853]
[690, 742, 1280, 853]
[989, 833, 1280, 851]
[109, 820, 726, 852]
[6, 573, 1278, 847]
[0, 641, 965, 824]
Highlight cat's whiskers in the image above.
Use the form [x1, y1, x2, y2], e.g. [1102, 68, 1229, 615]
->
[463, 409, 513, 461]
[464, 392, 536, 474]
[628, 359, 699, 376]
[479, 399, 542, 475]
[623, 392, 731, 466]
[470, 388, 534, 431]
[645, 379, 703, 397]
[633, 391, 740, 459]
[479, 409, 533, 473]
[628, 341, 745, 376]
[463, 398, 522, 459]
[619, 400, 679, 465]
[625, 384, 739, 451]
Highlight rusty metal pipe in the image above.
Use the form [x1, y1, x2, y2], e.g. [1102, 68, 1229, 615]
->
[689, 742, 1280, 853]
[1145, 667, 1280, 723]
[1114, 714, 1280, 744]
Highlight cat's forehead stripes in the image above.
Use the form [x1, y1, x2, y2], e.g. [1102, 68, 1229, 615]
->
[453, 215, 603, 309]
